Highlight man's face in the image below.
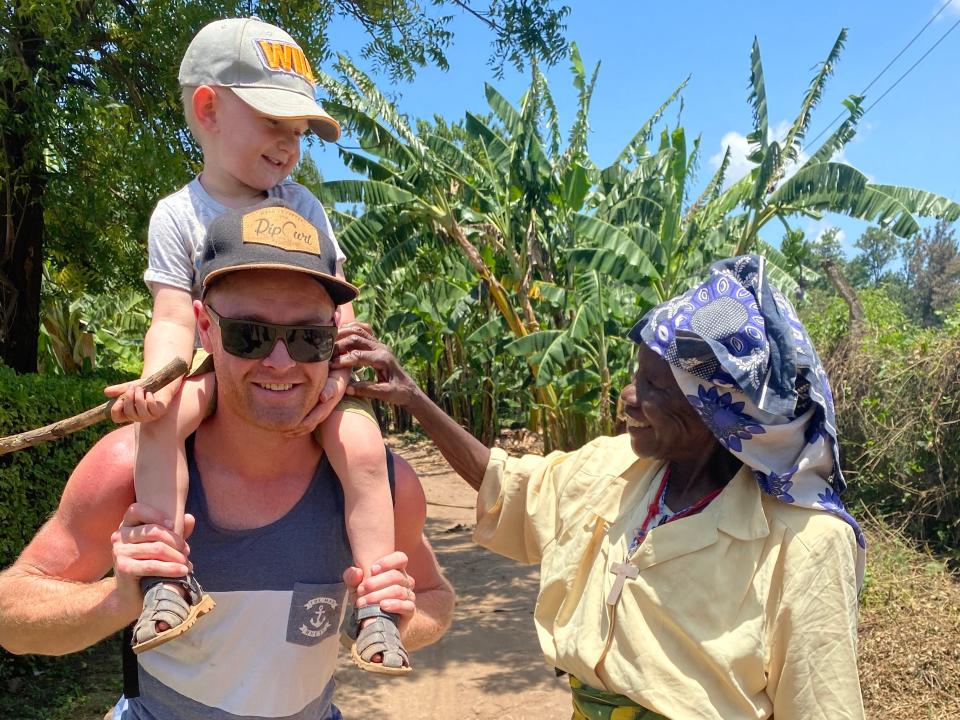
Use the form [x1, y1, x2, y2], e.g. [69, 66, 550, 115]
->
[197, 269, 335, 432]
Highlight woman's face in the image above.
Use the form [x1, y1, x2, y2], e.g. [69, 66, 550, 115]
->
[620, 344, 717, 460]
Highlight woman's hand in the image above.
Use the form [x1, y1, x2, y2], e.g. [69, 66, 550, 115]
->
[333, 321, 491, 491]
[331, 323, 420, 408]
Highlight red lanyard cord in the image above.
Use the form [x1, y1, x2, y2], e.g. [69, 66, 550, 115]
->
[635, 464, 724, 543]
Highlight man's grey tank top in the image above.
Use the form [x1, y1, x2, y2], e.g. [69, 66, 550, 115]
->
[118, 435, 359, 720]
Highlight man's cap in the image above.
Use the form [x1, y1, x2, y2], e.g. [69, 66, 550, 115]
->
[179, 17, 340, 142]
[198, 199, 358, 305]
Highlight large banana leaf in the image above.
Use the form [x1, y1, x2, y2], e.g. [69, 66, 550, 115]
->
[746, 37, 768, 162]
[505, 329, 573, 386]
[808, 95, 863, 165]
[768, 162, 868, 208]
[780, 29, 846, 165]
[464, 112, 512, 170]
[867, 185, 960, 223]
[614, 76, 689, 165]
[320, 180, 418, 207]
[566, 247, 660, 289]
[485, 83, 524, 137]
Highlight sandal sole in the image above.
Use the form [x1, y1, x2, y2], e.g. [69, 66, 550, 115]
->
[350, 643, 412, 676]
[132, 594, 216, 655]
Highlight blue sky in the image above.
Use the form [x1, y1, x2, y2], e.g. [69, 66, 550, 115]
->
[308, 0, 960, 258]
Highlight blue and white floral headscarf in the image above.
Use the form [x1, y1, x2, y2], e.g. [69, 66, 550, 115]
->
[628, 254, 865, 587]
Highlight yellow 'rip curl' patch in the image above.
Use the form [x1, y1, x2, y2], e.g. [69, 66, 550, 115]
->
[241, 206, 320, 255]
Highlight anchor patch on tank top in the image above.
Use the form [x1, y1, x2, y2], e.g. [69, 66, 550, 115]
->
[301, 596, 338, 638]
[286, 581, 346, 646]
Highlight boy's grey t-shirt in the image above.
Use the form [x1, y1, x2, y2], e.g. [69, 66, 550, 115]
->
[144, 177, 346, 298]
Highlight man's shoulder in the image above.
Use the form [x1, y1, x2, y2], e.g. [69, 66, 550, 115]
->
[69, 425, 137, 500]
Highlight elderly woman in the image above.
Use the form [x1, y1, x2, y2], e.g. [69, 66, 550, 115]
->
[336, 255, 865, 720]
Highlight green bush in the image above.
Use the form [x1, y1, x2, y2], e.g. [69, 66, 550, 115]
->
[0, 366, 134, 683]
[803, 290, 960, 557]
[0, 366, 134, 571]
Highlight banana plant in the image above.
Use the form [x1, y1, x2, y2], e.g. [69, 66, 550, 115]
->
[721, 30, 960, 258]
[562, 30, 960, 313]
[315, 50, 613, 448]
[313, 36, 960, 449]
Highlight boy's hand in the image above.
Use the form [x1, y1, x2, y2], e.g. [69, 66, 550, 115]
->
[104, 376, 183, 424]
[284, 371, 348, 437]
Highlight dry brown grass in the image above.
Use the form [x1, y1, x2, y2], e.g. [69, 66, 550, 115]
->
[857, 512, 960, 719]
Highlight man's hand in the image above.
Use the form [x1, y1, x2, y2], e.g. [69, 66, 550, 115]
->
[104, 377, 182, 425]
[331, 323, 419, 408]
[342, 551, 416, 632]
[111, 503, 194, 618]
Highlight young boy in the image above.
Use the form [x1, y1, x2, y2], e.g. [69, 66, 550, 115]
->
[105, 17, 410, 674]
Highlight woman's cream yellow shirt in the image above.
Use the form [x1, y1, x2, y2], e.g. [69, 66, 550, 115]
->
[474, 434, 864, 720]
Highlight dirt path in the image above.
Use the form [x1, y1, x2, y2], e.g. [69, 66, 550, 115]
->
[332, 439, 572, 719]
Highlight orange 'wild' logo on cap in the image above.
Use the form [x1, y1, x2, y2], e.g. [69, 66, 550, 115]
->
[253, 39, 316, 84]
[241, 206, 321, 255]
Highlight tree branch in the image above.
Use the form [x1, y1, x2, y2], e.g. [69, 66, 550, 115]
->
[450, 0, 505, 33]
[821, 258, 865, 342]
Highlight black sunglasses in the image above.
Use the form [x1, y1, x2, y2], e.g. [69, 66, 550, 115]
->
[205, 305, 336, 363]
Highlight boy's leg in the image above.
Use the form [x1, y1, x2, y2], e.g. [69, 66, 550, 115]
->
[320, 405, 410, 674]
[131, 370, 216, 653]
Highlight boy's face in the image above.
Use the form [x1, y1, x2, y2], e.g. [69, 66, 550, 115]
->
[208, 88, 309, 192]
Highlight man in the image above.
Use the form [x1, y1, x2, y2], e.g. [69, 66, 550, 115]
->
[0, 202, 454, 719]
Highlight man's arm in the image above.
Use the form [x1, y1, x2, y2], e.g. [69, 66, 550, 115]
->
[0, 427, 191, 655]
[333, 323, 490, 491]
[390, 453, 454, 650]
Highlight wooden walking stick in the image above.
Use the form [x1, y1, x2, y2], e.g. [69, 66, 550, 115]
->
[0, 357, 189, 456]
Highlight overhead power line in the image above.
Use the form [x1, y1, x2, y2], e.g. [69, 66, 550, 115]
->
[862, 15, 960, 116]
[803, 0, 960, 151]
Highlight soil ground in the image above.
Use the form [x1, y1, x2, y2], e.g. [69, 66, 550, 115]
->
[2, 435, 958, 719]
[332, 437, 571, 719]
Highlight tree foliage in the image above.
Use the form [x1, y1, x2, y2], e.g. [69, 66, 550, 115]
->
[0, 0, 570, 372]
[848, 225, 898, 287]
[899, 221, 960, 327]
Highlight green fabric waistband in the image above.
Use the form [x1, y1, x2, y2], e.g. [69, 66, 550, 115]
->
[569, 676, 667, 720]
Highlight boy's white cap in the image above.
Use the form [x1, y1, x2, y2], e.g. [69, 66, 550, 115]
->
[179, 17, 340, 142]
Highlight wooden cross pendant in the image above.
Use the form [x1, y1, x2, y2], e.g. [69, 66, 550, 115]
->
[606, 561, 639, 606]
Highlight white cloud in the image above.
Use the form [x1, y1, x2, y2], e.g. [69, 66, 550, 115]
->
[709, 130, 754, 183]
[805, 220, 847, 254]
[708, 120, 813, 188]
[938, 0, 960, 18]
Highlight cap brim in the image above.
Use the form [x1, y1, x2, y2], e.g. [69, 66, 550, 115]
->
[232, 86, 341, 142]
[202, 263, 358, 305]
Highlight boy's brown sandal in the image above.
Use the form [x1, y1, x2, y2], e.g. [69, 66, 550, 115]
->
[132, 574, 216, 654]
[342, 603, 412, 675]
